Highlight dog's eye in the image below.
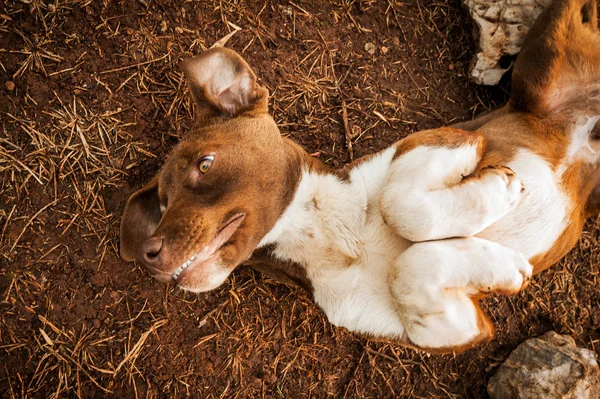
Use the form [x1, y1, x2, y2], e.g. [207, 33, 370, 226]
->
[198, 156, 214, 174]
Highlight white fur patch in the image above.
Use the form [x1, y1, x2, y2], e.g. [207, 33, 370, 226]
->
[259, 147, 411, 339]
[478, 149, 568, 258]
[481, 118, 599, 258]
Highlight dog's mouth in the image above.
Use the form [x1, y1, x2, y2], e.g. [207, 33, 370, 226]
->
[172, 213, 246, 282]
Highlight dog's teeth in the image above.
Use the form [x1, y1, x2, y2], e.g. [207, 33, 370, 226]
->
[172, 253, 200, 280]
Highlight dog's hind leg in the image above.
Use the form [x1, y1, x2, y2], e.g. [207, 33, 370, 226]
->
[510, 0, 600, 118]
[390, 237, 532, 352]
[380, 128, 523, 242]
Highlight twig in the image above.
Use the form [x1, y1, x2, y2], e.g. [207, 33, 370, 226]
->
[342, 100, 353, 161]
[335, 62, 354, 89]
[113, 318, 168, 375]
[211, 27, 241, 49]
[364, 347, 397, 363]
[9, 199, 60, 252]
[99, 54, 169, 75]
[342, 351, 365, 399]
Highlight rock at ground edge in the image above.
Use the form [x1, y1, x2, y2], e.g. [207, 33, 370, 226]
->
[487, 331, 600, 399]
[463, 0, 552, 85]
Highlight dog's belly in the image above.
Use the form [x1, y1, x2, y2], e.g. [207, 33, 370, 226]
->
[477, 149, 570, 259]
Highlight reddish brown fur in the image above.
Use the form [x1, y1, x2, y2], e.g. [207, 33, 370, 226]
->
[392, 127, 486, 161]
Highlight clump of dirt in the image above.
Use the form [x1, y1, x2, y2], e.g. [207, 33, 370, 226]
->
[1, 1, 598, 398]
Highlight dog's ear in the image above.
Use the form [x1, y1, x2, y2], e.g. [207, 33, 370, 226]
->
[120, 175, 162, 261]
[510, 0, 600, 116]
[180, 47, 269, 119]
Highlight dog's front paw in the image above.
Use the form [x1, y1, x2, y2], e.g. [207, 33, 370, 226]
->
[470, 165, 524, 217]
[401, 299, 495, 352]
[479, 251, 533, 295]
[489, 165, 523, 203]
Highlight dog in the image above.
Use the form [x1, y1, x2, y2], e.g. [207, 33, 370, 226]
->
[120, 0, 600, 353]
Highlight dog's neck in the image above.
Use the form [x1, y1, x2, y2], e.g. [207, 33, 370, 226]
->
[249, 140, 399, 292]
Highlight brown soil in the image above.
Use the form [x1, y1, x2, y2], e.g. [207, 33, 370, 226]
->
[1, 1, 599, 398]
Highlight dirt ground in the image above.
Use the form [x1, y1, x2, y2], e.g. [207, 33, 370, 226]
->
[1, 0, 599, 398]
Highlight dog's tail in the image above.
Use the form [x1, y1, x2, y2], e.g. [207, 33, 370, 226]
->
[510, 0, 600, 119]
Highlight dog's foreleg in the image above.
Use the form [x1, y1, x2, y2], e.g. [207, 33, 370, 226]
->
[381, 134, 523, 242]
[390, 237, 532, 351]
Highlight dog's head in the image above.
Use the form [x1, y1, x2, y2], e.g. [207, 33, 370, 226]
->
[120, 48, 298, 292]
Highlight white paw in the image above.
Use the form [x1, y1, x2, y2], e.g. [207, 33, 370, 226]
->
[481, 165, 524, 213]
[402, 299, 493, 351]
[480, 251, 533, 295]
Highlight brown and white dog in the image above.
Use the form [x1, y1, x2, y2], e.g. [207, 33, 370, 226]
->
[120, 0, 600, 353]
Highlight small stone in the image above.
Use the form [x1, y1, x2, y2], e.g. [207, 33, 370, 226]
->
[175, 26, 184, 34]
[392, 37, 400, 46]
[109, 290, 121, 300]
[448, 64, 455, 71]
[47, 4, 56, 12]
[488, 331, 600, 399]
[364, 42, 376, 55]
[381, 46, 389, 55]
[5, 81, 15, 91]
[160, 20, 167, 32]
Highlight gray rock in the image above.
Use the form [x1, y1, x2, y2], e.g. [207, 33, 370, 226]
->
[463, 0, 552, 85]
[488, 331, 600, 399]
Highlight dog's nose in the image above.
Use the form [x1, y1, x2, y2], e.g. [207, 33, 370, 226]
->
[140, 237, 164, 267]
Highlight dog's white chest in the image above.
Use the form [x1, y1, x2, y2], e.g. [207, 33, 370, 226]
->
[259, 148, 411, 338]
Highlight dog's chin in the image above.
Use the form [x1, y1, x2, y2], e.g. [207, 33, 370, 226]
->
[176, 255, 234, 293]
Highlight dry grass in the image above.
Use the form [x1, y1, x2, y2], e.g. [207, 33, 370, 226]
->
[1, 0, 598, 398]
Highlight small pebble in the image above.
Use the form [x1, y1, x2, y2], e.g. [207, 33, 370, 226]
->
[5, 81, 15, 91]
[47, 4, 56, 12]
[381, 46, 389, 55]
[365, 42, 376, 55]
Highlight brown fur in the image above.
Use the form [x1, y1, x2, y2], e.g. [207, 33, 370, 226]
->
[392, 127, 486, 161]
[511, 0, 600, 117]
[120, 51, 310, 284]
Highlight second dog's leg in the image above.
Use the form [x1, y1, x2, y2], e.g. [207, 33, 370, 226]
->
[390, 237, 532, 352]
